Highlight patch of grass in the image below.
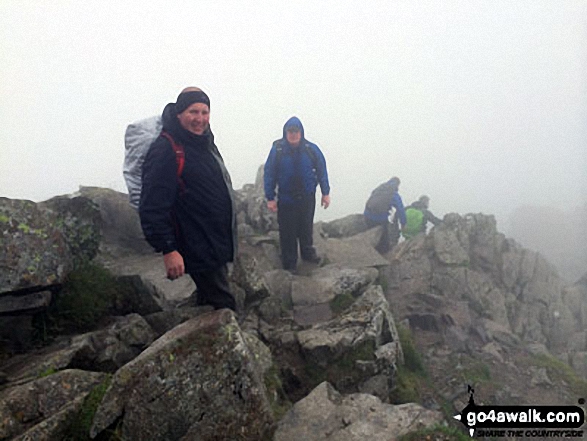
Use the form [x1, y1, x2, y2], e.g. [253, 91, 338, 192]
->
[397, 324, 426, 376]
[531, 353, 587, 397]
[38, 367, 57, 378]
[51, 262, 120, 333]
[391, 325, 429, 404]
[392, 365, 424, 404]
[399, 423, 469, 441]
[263, 364, 292, 420]
[329, 293, 355, 315]
[461, 360, 491, 385]
[64, 375, 112, 441]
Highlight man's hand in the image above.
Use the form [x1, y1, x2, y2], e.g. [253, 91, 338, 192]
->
[267, 200, 277, 213]
[164, 251, 185, 280]
[321, 195, 331, 209]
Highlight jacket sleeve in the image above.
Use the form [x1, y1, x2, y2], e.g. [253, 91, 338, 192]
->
[139, 136, 179, 254]
[424, 209, 442, 226]
[392, 193, 407, 226]
[313, 144, 330, 196]
[264, 144, 278, 201]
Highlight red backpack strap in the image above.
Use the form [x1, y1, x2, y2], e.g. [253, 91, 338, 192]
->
[160, 131, 186, 193]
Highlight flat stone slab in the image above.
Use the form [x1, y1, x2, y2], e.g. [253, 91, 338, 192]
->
[0, 290, 51, 314]
[99, 253, 195, 308]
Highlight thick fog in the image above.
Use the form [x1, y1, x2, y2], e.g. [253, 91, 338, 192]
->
[1, 1, 585, 279]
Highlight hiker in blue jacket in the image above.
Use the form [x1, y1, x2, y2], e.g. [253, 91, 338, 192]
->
[264, 117, 330, 272]
[140, 88, 237, 311]
[363, 177, 406, 254]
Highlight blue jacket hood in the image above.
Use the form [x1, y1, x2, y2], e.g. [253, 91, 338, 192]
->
[282, 116, 305, 141]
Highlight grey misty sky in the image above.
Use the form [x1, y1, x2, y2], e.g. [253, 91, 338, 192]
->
[0, 0, 585, 231]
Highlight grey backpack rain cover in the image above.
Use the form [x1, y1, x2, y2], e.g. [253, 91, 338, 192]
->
[123, 115, 162, 209]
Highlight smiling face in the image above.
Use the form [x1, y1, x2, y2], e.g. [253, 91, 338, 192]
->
[286, 128, 302, 147]
[177, 102, 210, 135]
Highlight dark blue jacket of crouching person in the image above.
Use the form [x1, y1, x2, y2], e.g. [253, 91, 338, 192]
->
[139, 102, 237, 273]
[363, 178, 407, 226]
[263, 116, 330, 204]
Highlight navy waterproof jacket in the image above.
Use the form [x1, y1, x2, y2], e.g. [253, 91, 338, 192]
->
[363, 180, 407, 225]
[263, 117, 330, 205]
[139, 103, 237, 272]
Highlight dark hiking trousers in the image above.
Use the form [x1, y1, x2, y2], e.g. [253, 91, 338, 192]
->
[365, 218, 400, 254]
[188, 264, 236, 311]
[277, 193, 317, 270]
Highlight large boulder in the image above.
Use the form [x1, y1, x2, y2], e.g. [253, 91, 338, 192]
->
[90, 309, 275, 441]
[274, 382, 444, 441]
[0, 369, 108, 441]
[320, 214, 370, 238]
[296, 285, 402, 401]
[0, 196, 100, 294]
[291, 265, 379, 326]
[234, 165, 278, 233]
[4, 314, 156, 383]
[314, 224, 389, 269]
[386, 212, 578, 356]
[75, 186, 152, 258]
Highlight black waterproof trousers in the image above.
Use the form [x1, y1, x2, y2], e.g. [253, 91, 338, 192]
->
[277, 193, 317, 270]
[365, 218, 400, 254]
[188, 264, 236, 311]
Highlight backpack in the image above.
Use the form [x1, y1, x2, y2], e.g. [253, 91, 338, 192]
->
[123, 116, 185, 209]
[402, 207, 425, 239]
[273, 140, 320, 179]
[365, 181, 396, 214]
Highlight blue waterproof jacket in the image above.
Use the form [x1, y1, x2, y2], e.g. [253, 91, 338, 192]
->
[264, 117, 330, 204]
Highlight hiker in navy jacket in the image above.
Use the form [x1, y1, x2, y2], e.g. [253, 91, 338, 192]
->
[363, 177, 407, 254]
[140, 88, 237, 311]
[264, 117, 330, 272]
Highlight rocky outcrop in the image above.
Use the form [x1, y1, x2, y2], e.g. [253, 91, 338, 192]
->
[320, 214, 371, 238]
[2, 314, 156, 384]
[385, 213, 582, 359]
[90, 309, 275, 441]
[274, 382, 444, 441]
[20, 185, 583, 439]
[296, 285, 402, 401]
[0, 369, 108, 441]
[234, 165, 279, 234]
[0, 196, 100, 294]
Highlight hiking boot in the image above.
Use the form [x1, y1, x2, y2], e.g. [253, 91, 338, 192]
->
[283, 265, 297, 275]
[302, 254, 321, 264]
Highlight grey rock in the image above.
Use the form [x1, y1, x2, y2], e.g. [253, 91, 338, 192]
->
[0, 369, 107, 441]
[0, 196, 99, 294]
[321, 214, 370, 238]
[100, 253, 191, 308]
[274, 382, 444, 441]
[7, 314, 155, 382]
[296, 285, 402, 397]
[0, 290, 52, 314]
[313, 224, 390, 269]
[143, 306, 212, 337]
[90, 309, 275, 441]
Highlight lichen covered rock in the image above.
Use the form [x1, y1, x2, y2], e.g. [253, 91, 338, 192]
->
[90, 309, 275, 441]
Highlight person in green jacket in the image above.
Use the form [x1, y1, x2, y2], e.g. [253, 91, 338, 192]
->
[402, 195, 442, 239]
